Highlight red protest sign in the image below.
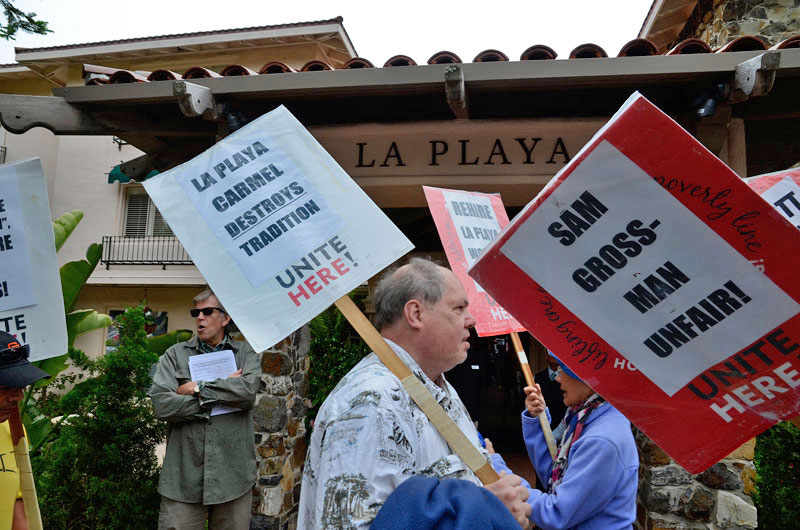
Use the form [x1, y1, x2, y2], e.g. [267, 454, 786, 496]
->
[423, 186, 525, 336]
[468, 92, 800, 472]
[745, 168, 800, 231]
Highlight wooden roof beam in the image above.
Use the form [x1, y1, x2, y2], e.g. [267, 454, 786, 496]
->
[0, 94, 217, 136]
[0, 95, 105, 134]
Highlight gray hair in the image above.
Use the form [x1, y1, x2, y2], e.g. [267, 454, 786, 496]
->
[192, 289, 227, 313]
[373, 257, 446, 330]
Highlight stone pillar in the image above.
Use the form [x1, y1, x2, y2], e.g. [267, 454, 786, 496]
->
[251, 326, 310, 530]
[634, 429, 758, 530]
[692, 0, 800, 48]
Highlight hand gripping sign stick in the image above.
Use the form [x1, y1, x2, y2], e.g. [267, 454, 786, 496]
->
[509, 332, 558, 460]
[9, 407, 44, 530]
[334, 295, 501, 485]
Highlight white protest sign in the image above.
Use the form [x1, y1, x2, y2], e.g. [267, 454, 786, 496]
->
[762, 176, 800, 223]
[0, 173, 36, 311]
[0, 158, 68, 360]
[501, 140, 799, 396]
[145, 106, 413, 352]
[747, 171, 800, 230]
[174, 137, 345, 287]
[441, 190, 500, 293]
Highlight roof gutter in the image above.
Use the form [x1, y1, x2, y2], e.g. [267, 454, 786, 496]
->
[51, 50, 800, 105]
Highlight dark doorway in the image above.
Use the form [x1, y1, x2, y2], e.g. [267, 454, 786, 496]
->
[445, 331, 547, 487]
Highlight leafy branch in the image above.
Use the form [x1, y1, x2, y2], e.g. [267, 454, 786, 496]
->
[0, 0, 52, 40]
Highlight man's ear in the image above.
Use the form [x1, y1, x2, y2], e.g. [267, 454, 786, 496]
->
[404, 299, 424, 330]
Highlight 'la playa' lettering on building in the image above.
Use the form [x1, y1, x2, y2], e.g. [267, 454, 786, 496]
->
[354, 137, 572, 168]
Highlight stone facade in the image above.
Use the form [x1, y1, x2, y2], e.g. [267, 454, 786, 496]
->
[635, 430, 758, 530]
[679, 0, 800, 48]
[251, 326, 311, 530]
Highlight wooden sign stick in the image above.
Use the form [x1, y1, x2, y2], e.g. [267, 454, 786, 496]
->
[334, 295, 500, 485]
[510, 332, 558, 460]
[9, 407, 44, 530]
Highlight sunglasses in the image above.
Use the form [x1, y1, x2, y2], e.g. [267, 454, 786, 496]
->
[0, 344, 30, 364]
[190, 307, 226, 317]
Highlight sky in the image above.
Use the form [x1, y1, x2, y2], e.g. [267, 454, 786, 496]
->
[0, 0, 654, 65]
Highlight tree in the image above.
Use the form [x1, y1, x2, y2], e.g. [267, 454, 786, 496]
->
[21, 210, 112, 450]
[754, 421, 800, 529]
[307, 300, 370, 428]
[1, 0, 51, 40]
[33, 307, 165, 529]
[22, 210, 190, 451]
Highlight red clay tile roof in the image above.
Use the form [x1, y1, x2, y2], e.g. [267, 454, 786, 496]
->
[14, 17, 346, 54]
[65, 33, 800, 85]
[520, 45, 558, 60]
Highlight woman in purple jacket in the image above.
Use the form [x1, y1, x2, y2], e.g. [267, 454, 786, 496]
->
[515, 355, 638, 529]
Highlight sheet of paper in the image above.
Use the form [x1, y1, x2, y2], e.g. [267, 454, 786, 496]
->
[188, 350, 240, 416]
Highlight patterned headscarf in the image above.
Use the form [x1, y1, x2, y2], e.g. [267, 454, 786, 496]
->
[548, 392, 606, 492]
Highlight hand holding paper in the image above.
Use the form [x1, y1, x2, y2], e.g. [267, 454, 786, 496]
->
[188, 350, 241, 416]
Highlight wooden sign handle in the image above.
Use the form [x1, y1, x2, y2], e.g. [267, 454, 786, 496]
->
[10, 409, 44, 530]
[510, 332, 558, 461]
[334, 295, 500, 484]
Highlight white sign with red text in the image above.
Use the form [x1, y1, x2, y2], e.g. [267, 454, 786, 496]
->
[145, 106, 412, 351]
[469, 92, 800, 473]
[423, 186, 525, 336]
[746, 169, 800, 230]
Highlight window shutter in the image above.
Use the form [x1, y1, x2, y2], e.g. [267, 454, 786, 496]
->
[152, 208, 174, 237]
[124, 193, 149, 237]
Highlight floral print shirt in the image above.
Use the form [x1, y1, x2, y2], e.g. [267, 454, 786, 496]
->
[298, 339, 489, 529]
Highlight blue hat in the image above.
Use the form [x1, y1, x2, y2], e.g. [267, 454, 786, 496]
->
[548, 350, 581, 382]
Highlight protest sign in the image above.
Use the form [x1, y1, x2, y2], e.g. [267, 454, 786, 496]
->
[423, 186, 557, 457]
[423, 186, 525, 336]
[145, 107, 501, 484]
[469, 92, 800, 472]
[0, 171, 36, 311]
[144, 106, 413, 352]
[745, 168, 800, 230]
[0, 158, 68, 361]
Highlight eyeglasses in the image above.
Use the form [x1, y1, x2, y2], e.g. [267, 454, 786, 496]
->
[190, 307, 226, 317]
[0, 344, 29, 364]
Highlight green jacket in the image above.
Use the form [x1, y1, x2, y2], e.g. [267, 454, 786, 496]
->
[149, 335, 260, 505]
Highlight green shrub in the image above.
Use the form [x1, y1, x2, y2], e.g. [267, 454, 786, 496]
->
[307, 302, 370, 428]
[754, 421, 800, 529]
[33, 307, 165, 529]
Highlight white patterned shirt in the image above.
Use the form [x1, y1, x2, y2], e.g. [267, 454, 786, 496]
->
[298, 339, 489, 530]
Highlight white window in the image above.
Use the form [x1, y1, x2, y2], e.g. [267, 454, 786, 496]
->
[123, 188, 173, 237]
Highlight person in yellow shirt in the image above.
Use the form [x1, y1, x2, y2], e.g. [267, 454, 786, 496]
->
[0, 331, 49, 530]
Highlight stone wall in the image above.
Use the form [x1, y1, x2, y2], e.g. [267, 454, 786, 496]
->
[680, 0, 800, 48]
[250, 326, 311, 530]
[635, 430, 758, 530]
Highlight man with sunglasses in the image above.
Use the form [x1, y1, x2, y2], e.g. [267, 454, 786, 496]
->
[149, 290, 260, 530]
[1, 330, 50, 530]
